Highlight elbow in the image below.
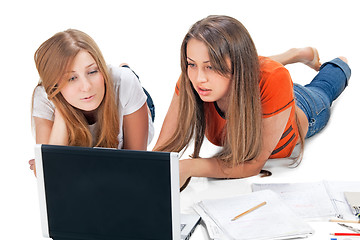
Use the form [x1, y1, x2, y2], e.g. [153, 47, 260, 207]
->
[241, 167, 263, 178]
[249, 158, 269, 177]
[252, 166, 264, 176]
[226, 159, 267, 179]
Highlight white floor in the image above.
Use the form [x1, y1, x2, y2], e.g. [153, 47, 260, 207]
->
[1, 0, 359, 239]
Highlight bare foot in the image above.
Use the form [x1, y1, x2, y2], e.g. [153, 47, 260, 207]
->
[119, 63, 129, 67]
[338, 56, 348, 64]
[297, 47, 321, 71]
[269, 47, 321, 71]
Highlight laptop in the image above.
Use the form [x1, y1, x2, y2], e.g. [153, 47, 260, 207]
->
[35, 144, 200, 240]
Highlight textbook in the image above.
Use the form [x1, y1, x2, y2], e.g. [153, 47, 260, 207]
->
[193, 190, 314, 240]
[252, 181, 360, 221]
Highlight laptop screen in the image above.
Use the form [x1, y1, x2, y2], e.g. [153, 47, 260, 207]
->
[36, 144, 180, 240]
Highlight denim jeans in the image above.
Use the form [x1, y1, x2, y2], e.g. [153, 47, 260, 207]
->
[293, 58, 351, 138]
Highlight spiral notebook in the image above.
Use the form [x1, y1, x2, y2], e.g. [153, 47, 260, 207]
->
[344, 192, 360, 218]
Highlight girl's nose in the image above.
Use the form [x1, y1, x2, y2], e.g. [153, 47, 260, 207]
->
[80, 77, 91, 92]
[197, 69, 207, 83]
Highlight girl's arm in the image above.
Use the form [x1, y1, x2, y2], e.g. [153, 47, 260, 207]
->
[153, 92, 180, 150]
[122, 102, 149, 150]
[34, 108, 68, 145]
[179, 107, 292, 187]
[30, 109, 68, 175]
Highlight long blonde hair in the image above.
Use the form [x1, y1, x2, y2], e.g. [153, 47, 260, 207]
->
[32, 29, 119, 148]
[156, 15, 263, 166]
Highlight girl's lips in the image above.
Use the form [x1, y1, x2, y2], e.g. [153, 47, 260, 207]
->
[81, 95, 95, 101]
[197, 87, 211, 96]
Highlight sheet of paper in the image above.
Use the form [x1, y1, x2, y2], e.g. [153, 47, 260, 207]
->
[252, 182, 335, 220]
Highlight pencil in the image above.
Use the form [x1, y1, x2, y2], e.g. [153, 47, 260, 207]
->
[329, 219, 360, 224]
[231, 201, 266, 221]
[330, 233, 360, 236]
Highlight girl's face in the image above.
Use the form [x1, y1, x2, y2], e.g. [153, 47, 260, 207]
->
[60, 50, 105, 112]
[186, 38, 231, 106]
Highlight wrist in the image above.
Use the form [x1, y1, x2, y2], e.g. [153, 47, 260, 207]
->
[180, 158, 193, 179]
[49, 109, 68, 145]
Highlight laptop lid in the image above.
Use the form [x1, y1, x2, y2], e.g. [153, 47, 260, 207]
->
[35, 144, 181, 240]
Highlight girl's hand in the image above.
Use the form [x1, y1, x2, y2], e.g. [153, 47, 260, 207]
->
[29, 159, 37, 177]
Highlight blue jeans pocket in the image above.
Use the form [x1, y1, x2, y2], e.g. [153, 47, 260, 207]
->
[293, 84, 330, 138]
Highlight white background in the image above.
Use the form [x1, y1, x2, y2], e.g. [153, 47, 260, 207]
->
[0, 0, 359, 239]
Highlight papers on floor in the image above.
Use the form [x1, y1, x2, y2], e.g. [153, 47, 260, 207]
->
[252, 180, 360, 221]
[193, 190, 314, 240]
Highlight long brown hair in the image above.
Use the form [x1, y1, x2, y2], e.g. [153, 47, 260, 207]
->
[32, 29, 119, 148]
[156, 15, 263, 167]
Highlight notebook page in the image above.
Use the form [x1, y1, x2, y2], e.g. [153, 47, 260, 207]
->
[198, 190, 313, 240]
[252, 182, 335, 220]
[193, 204, 231, 240]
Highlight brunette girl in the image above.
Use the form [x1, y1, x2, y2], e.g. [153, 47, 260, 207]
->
[154, 15, 351, 189]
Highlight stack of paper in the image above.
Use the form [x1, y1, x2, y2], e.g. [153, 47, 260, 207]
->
[194, 190, 314, 240]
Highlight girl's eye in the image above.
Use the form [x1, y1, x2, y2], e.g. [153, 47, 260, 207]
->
[68, 76, 76, 82]
[88, 69, 98, 75]
[187, 62, 195, 68]
[206, 66, 213, 70]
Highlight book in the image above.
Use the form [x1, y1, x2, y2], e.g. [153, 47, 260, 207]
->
[252, 180, 360, 220]
[193, 190, 314, 240]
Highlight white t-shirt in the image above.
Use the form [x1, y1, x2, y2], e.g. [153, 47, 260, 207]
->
[32, 65, 154, 148]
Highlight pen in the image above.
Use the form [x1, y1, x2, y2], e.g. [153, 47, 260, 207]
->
[231, 201, 266, 221]
[330, 233, 360, 236]
[337, 223, 360, 234]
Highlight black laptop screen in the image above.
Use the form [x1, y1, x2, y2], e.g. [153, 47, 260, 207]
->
[40, 145, 174, 240]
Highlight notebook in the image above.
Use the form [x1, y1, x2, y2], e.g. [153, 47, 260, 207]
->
[193, 190, 314, 240]
[34, 144, 200, 240]
[344, 192, 360, 218]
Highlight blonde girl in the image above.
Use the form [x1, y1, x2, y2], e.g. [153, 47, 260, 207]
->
[154, 15, 351, 189]
[29, 29, 154, 173]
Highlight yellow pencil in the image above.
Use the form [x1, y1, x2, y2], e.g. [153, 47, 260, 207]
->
[231, 201, 267, 221]
[329, 219, 360, 224]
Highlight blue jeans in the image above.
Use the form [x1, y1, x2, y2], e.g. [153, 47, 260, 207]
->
[293, 58, 351, 138]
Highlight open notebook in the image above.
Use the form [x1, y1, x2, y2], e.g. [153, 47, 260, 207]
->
[194, 190, 313, 240]
[35, 144, 200, 240]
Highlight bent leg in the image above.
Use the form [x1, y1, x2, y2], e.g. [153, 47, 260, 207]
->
[269, 47, 321, 71]
[293, 57, 351, 138]
[305, 57, 351, 103]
